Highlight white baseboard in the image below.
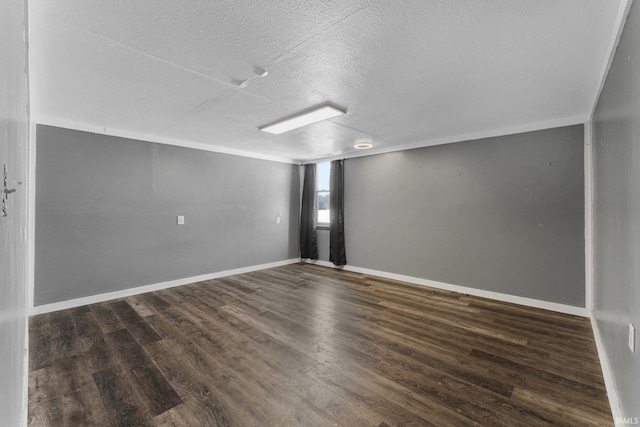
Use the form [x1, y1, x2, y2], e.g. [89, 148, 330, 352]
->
[29, 258, 301, 316]
[306, 260, 588, 317]
[307, 260, 625, 423]
[21, 310, 29, 427]
[590, 314, 623, 425]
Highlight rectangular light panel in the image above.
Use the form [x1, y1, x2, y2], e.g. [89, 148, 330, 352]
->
[259, 104, 346, 134]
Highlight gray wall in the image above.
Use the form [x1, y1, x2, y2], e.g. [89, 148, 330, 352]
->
[0, 0, 29, 425]
[35, 125, 300, 306]
[592, 0, 640, 418]
[319, 125, 585, 306]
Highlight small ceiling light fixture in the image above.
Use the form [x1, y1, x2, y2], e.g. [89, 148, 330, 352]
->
[232, 66, 269, 89]
[354, 141, 373, 149]
[253, 66, 268, 77]
[259, 104, 346, 135]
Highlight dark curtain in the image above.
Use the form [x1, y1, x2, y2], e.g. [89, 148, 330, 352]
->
[329, 159, 347, 266]
[300, 164, 318, 259]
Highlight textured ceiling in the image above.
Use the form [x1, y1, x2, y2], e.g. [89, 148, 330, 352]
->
[30, 1, 625, 163]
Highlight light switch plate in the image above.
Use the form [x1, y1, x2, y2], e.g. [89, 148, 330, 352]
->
[630, 323, 636, 353]
[177, 215, 185, 225]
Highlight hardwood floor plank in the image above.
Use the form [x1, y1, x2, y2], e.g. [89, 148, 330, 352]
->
[333, 320, 515, 398]
[53, 355, 95, 395]
[350, 299, 603, 386]
[317, 358, 480, 427]
[159, 284, 223, 315]
[109, 300, 144, 325]
[29, 319, 53, 371]
[467, 298, 589, 328]
[470, 349, 607, 401]
[106, 329, 182, 416]
[125, 318, 163, 346]
[93, 365, 154, 426]
[29, 264, 613, 426]
[317, 321, 535, 425]
[49, 311, 81, 361]
[144, 337, 238, 426]
[83, 338, 117, 375]
[153, 396, 232, 427]
[219, 348, 338, 426]
[380, 300, 529, 345]
[511, 387, 613, 426]
[306, 362, 437, 427]
[28, 396, 63, 427]
[29, 368, 58, 407]
[373, 357, 553, 426]
[136, 292, 171, 311]
[228, 329, 319, 376]
[216, 276, 258, 294]
[283, 370, 388, 427]
[147, 338, 286, 426]
[158, 305, 232, 355]
[125, 295, 159, 318]
[61, 383, 111, 427]
[89, 303, 124, 334]
[69, 309, 103, 353]
[199, 279, 269, 315]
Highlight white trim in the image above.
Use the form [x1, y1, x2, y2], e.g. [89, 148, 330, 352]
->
[584, 121, 594, 311]
[33, 115, 299, 165]
[29, 258, 300, 315]
[21, 312, 28, 427]
[23, 2, 33, 418]
[590, 315, 622, 425]
[313, 114, 587, 163]
[24, 124, 36, 427]
[27, 121, 36, 311]
[304, 259, 345, 270]
[36, 113, 586, 166]
[23, 122, 36, 427]
[589, 0, 633, 121]
[306, 260, 588, 317]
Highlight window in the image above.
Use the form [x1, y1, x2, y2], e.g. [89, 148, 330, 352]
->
[316, 161, 330, 226]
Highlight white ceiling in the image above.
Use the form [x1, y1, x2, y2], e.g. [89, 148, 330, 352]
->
[30, 1, 626, 163]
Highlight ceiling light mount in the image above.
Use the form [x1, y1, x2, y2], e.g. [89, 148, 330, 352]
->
[259, 103, 346, 135]
[232, 65, 269, 89]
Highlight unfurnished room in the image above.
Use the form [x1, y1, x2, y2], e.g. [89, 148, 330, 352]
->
[1, 1, 640, 426]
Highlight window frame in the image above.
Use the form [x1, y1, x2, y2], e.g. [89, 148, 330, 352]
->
[315, 162, 331, 227]
[316, 190, 330, 227]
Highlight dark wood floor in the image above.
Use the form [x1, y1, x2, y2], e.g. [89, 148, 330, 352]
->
[29, 263, 612, 426]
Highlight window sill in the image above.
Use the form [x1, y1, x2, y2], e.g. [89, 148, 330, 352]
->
[316, 224, 330, 230]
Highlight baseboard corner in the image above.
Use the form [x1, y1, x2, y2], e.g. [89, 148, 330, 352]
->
[590, 313, 623, 425]
[29, 258, 300, 316]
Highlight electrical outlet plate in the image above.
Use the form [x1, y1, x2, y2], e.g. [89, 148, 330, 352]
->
[177, 215, 185, 225]
[630, 323, 636, 353]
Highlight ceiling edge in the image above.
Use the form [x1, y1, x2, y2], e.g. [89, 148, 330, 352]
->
[307, 114, 589, 164]
[589, 0, 634, 121]
[32, 114, 301, 165]
[35, 112, 588, 167]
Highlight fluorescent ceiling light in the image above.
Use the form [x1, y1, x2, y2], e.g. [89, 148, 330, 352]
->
[259, 104, 346, 134]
